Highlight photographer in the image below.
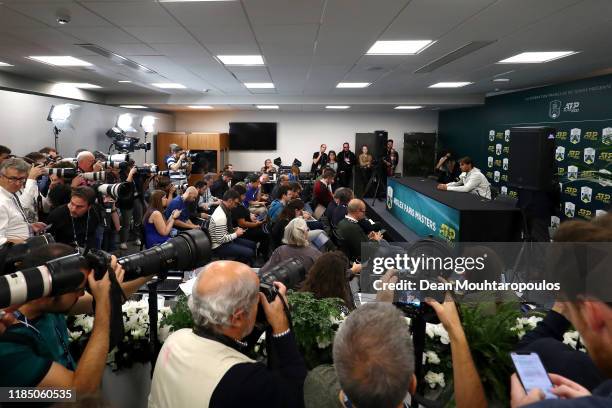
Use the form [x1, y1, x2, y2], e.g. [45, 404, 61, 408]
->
[47, 186, 100, 248]
[0, 158, 47, 245]
[72, 151, 103, 188]
[117, 164, 139, 250]
[149, 260, 307, 408]
[0, 243, 152, 392]
[0, 243, 119, 392]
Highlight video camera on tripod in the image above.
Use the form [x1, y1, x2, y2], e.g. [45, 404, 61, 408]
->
[0, 230, 211, 309]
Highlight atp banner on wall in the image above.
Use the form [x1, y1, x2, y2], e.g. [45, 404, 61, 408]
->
[386, 178, 460, 242]
[485, 126, 611, 225]
[485, 129, 516, 198]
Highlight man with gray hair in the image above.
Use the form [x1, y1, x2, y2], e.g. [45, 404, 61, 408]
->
[336, 199, 382, 261]
[149, 260, 307, 408]
[305, 302, 417, 408]
[0, 158, 46, 244]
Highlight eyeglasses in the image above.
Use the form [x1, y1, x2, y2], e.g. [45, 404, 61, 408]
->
[0, 174, 27, 184]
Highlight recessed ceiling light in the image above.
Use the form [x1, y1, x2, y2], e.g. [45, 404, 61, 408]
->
[188, 105, 213, 109]
[0, 61, 14, 67]
[256, 105, 279, 109]
[28, 56, 92, 66]
[118, 80, 132, 83]
[245, 82, 275, 89]
[151, 83, 186, 89]
[325, 106, 350, 109]
[394, 106, 423, 109]
[217, 55, 264, 66]
[56, 82, 101, 89]
[119, 105, 147, 109]
[492, 78, 511, 82]
[429, 82, 472, 88]
[367, 40, 434, 55]
[498, 51, 577, 64]
[337, 82, 371, 88]
[159, 0, 236, 2]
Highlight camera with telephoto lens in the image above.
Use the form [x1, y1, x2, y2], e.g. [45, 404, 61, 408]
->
[47, 167, 77, 178]
[97, 182, 134, 201]
[0, 230, 211, 309]
[255, 258, 305, 326]
[136, 164, 160, 176]
[0, 234, 55, 276]
[81, 171, 106, 182]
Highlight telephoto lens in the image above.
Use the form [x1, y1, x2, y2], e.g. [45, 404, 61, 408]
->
[258, 258, 305, 301]
[103, 160, 128, 171]
[47, 167, 77, 178]
[97, 182, 134, 200]
[81, 171, 106, 182]
[0, 234, 55, 275]
[156, 170, 169, 177]
[118, 230, 211, 279]
[0, 253, 86, 309]
[108, 153, 130, 163]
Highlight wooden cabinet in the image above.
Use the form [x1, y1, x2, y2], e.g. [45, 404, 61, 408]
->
[155, 131, 229, 173]
[155, 132, 187, 170]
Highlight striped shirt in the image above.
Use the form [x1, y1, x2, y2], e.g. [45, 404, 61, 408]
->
[209, 204, 237, 249]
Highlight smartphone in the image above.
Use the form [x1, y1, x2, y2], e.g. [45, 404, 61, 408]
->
[378, 229, 387, 235]
[511, 352, 557, 400]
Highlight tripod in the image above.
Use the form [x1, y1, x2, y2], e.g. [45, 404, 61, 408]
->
[362, 163, 385, 207]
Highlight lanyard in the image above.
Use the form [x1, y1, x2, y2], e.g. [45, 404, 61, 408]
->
[11, 193, 29, 223]
[71, 209, 90, 247]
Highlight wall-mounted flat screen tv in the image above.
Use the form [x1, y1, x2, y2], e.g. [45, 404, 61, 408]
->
[229, 122, 277, 150]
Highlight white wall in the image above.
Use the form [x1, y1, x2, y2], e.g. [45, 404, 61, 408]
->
[0, 89, 174, 164]
[175, 111, 438, 173]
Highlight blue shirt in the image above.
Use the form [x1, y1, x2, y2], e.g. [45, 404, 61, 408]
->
[244, 185, 259, 207]
[165, 196, 189, 222]
[268, 199, 285, 222]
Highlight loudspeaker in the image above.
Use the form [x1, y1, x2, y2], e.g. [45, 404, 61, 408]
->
[508, 127, 556, 191]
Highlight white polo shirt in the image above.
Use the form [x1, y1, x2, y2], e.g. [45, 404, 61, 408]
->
[0, 185, 30, 245]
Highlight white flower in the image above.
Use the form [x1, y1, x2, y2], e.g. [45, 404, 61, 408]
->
[527, 316, 543, 328]
[73, 315, 94, 333]
[425, 323, 436, 339]
[424, 351, 441, 365]
[424, 371, 445, 389]
[433, 324, 450, 345]
[563, 331, 579, 349]
[131, 328, 147, 339]
[316, 335, 332, 349]
[69, 331, 83, 342]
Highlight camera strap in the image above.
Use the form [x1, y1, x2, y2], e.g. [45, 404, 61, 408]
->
[192, 326, 248, 354]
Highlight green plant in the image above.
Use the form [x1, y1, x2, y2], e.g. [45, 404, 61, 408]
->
[160, 295, 193, 332]
[286, 291, 345, 368]
[458, 302, 526, 406]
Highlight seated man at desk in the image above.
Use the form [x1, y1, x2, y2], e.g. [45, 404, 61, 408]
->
[436, 156, 491, 199]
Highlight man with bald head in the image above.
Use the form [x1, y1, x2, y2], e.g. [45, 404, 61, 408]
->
[149, 261, 307, 408]
[336, 198, 383, 261]
[72, 151, 104, 187]
[164, 186, 200, 230]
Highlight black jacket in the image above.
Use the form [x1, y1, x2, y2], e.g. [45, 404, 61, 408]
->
[517, 310, 604, 391]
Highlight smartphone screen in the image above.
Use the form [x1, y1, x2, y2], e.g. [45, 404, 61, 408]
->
[511, 352, 557, 399]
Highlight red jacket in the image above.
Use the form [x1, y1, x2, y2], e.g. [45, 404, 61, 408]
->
[313, 180, 333, 208]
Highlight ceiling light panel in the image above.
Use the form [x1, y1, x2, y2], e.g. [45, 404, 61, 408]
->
[367, 40, 434, 55]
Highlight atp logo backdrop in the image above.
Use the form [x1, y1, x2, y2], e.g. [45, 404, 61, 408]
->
[485, 126, 611, 223]
[554, 127, 611, 221]
[486, 129, 516, 198]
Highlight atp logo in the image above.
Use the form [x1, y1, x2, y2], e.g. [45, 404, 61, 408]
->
[564, 202, 575, 218]
[570, 128, 581, 145]
[603, 128, 612, 146]
[583, 148, 596, 165]
[555, 146, 565, 162]
[549, 100, 562, 119]
[386, 186, 394, 210]
[581, 186, 593, 204]
[567, 165, 578, 181]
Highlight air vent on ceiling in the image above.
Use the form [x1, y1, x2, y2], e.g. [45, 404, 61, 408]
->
[76, 43, 158, 74]
[414, 40, 496, 74]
